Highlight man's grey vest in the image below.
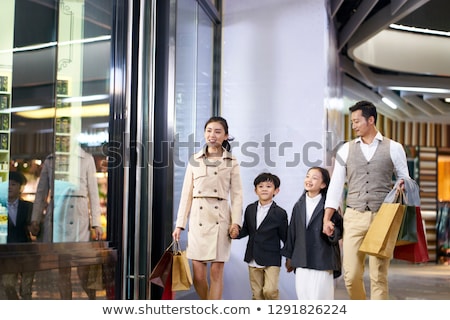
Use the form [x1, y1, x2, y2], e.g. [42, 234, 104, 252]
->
[346, 138, 394, 212]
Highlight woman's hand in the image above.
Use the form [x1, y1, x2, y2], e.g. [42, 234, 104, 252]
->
[229, 224, 240, 239]
[172, 227, 182, 241]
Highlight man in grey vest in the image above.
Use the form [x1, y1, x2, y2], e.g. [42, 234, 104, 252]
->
[322, 100, 410, 299]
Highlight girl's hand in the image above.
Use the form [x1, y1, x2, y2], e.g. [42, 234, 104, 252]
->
[285, 259, 294, 273]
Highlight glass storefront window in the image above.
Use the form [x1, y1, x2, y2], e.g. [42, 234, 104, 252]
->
[0, 0, 113, 300]
[173, 0, 216, 246]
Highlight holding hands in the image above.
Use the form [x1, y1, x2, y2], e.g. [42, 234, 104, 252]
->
[285, 258, 294, 273]
[322, 220, 335, 237]
[229, 223, 240, 239]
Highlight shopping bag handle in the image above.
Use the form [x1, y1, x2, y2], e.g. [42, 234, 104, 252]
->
[172, 240, 183, 255]
[163, 240, 175, 252]
[394, 190, 407, 205]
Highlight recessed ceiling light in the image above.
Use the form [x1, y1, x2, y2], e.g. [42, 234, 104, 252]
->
[382, 97, 397, 109]
[388, 86, 450, 94]
[390, 24, 450, 37]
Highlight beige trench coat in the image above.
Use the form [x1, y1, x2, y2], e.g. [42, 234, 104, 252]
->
[31, 147, 102, 243]
[175, 147, 243, 261]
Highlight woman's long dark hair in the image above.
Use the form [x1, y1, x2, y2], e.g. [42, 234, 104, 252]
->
[204, 116, 231, 151]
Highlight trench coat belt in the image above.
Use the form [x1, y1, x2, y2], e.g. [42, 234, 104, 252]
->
[193, 196, 225, 201]
[62, 195, 86, 198]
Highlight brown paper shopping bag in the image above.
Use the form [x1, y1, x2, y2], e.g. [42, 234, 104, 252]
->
[359, 201, 406, 259]
[86, 264, 105, 290]
[171, 242, 193, 291]
[149, 241, 174, 288]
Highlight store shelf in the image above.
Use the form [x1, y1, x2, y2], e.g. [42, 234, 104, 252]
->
[417, 146, 438, 261]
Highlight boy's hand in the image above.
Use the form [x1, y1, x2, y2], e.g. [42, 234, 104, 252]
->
[29, 221, 40, 236]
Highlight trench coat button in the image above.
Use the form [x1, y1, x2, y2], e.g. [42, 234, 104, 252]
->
[199, 223, 202, 226]
[214, 171, 217, 175]
[200, 206, 203, 209]
[198, 190, 202, 194]
[214, 206, 218, 209]
[214, 189, 217, 193]
[216, 222, 219, 224]
[69, 221, 73, 224]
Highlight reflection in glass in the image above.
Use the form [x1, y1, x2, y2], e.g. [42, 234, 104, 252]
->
[173, 0, 215, 246]
[0, 0, 113, 300]
[6, 0, 111, 244]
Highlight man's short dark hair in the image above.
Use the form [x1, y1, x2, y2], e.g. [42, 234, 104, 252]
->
[253, 172, 281, 189]
[9, 171, 27, 186]
[349, 100, 377, 124]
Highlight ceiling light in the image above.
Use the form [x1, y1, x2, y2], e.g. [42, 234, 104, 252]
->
[62, 94, 109, 103]
[15, 104, 109, 119]
[8, 106, 42, 113]
[382, 97, 397, 109]
[388, 86, 450, 94]
[445, 98, 450, 103]
[0, 35, 111, 54]
[389, 24, 450, 37]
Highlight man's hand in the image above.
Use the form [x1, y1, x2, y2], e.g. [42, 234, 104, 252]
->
[396, 179, 405, 191]
[322, 208, 336, 237]
[322, 220, 335, 237]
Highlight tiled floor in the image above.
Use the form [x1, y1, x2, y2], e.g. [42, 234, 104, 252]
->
[334, 261, 450, 300]
[0, 261, 448, 300]
[176, 261, 450, 300]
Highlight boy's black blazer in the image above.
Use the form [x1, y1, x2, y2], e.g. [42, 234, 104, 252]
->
[7, 199, 33, 243]
[237, 201, 288, 267]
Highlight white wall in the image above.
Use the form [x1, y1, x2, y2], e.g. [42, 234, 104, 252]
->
[220, 0, 337, 299]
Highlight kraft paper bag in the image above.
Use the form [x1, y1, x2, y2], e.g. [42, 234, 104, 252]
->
[87, 264, 105, 290]
[171, 243, 192, 291]
[359, 202, 406, 259]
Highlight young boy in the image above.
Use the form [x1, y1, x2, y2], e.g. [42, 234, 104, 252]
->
[2, 171, 34, 299]
[235, 172, 288, 300]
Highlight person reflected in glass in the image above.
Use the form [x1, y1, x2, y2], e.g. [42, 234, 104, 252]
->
[29, 146, 103, 299]
[172, 116, 243, 300]
[2, 171, 35, 299]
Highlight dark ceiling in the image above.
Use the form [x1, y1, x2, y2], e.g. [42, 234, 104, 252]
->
[332, 0, 450, 122]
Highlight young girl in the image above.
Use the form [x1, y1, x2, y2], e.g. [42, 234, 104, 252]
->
[172, 116, 243, 300]
[281, 166, 342, 300]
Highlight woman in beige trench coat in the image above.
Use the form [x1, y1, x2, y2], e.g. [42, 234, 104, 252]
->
[173, 116, 243, 300]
